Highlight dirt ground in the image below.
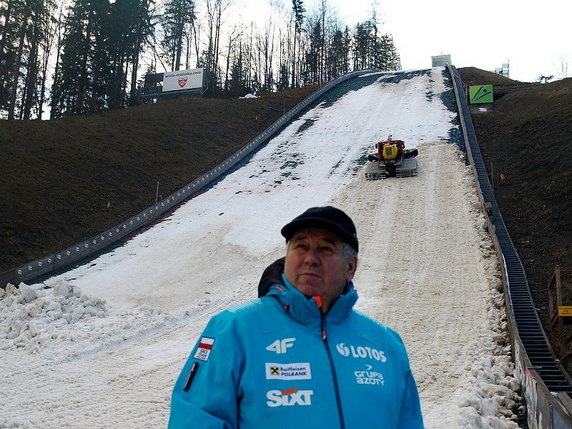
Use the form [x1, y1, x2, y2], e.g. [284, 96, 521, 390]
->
[1, 67, 571, 337]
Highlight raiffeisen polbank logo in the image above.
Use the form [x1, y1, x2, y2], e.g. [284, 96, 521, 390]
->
[336, 343, 387, 363]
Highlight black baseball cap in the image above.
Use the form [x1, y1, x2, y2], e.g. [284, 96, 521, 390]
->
[281, 206, 359, 252]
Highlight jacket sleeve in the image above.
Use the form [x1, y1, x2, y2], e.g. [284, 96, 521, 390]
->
[168, 313, 242, 429]
[385, 327, 424, 428]
[397, 368, 424, 428]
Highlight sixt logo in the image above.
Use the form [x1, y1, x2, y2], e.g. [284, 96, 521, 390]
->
[266, 387, 314, 407]
[336, 343, 387, 363]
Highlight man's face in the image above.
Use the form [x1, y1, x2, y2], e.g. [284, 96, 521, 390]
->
[284, 228, 357, 312]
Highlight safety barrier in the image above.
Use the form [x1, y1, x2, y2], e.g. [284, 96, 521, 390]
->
[447, 64, 572, 428]
[0, 70, 374, 289]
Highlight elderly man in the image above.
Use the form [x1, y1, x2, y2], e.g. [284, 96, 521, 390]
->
[169, 206, 423, 428]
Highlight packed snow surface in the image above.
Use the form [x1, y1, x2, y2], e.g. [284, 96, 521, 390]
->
[1, 68, 520, 428]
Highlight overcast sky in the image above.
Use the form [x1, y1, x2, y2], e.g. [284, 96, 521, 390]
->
[243, 0, 571, 83]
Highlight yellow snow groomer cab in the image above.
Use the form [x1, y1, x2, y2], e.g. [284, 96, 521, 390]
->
[382, 143, 399, 160]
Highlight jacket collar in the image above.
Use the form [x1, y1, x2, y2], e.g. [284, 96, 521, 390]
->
[266, 274, 358, 327]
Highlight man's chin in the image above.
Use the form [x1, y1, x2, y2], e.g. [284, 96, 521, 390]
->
[296, 283, 323, 298]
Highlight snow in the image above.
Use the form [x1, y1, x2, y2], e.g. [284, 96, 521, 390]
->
[1, 68, 521, 428]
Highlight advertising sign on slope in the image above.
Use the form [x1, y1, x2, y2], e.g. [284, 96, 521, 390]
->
[163, 68, 204, 93]
[469, 85, 494, 104]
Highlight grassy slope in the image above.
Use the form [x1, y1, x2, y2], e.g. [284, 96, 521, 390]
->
[460, 67, 572, 329]
[0, 87, 317, 271]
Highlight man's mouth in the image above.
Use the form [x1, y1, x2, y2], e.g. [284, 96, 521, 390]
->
[300, 272, 320, 278]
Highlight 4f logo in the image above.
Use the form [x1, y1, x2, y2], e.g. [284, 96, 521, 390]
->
[266, 338, 295, 354]
[266, 388, 313, 407]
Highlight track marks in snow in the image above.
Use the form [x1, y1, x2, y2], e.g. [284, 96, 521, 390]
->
[330, 142, 515, 427]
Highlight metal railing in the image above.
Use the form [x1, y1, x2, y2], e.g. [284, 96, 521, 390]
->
[447, 64, 572, 428]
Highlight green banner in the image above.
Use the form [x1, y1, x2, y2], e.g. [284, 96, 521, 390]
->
[469, 85, 494, 104]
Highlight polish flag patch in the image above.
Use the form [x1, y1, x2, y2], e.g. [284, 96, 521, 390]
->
[194, 337, 215, 361]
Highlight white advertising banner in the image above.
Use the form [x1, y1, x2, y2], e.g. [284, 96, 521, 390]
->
[162, 68, 204, 93]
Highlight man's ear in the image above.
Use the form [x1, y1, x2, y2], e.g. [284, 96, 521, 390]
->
[346, 256, 357, 282]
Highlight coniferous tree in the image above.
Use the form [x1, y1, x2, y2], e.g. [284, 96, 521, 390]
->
[51, 0, 154, 116]
[352, 15, 399, 72]
[326, 26, 350, 79]
[160, 0, 195, 71]
[51, 0, 110, 117]
[36, 0, 63, 119]
[0, 1, 13, 114]
[128, 0, 156, 104]
[0, 0, 26, 118]
[277, 64, 288, 91]
[21, 0, 54, 119]
[352, 21, 372, 70]
[290, 0, 304, 87]
[2, 0, 401, 119]
[378, 34, 400, 71]
[0, 0, 54, 119]
[227, 42, 247, 96]
[108, 0, 155, 107]
[305, 18, 323, 84]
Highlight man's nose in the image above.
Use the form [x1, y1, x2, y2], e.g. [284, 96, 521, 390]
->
[303, 248, 320, 265]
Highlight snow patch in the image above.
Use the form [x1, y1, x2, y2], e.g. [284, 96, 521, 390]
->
[0, 282, 107, 353]
[457, 179, 520, 428]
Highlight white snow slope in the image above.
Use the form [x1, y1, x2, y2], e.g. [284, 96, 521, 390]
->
[1, 68, 521, 428]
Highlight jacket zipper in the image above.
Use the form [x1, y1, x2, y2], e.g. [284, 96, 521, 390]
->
[321, 312, 346, 429]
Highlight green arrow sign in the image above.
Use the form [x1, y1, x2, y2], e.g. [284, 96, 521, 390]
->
[469, 85, 494, 104]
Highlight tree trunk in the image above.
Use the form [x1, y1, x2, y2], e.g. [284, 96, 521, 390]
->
[23, 22, 41, 120]
[7, 20, 27, 120]
[0, 0, 13, 58]
[291, 29, 296, 87]
[130, 30, 142, 104]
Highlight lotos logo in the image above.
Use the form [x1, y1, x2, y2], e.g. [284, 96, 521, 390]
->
[266, 387, 314, 407]
[178, 77, 188, 88]
[336, 343, 351, 357]
[336, 343, 387, 363]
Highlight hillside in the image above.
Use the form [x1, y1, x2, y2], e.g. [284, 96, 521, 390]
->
[1, 67, 571, 336]
[460, 67, 572, 330]
[0, 86, 317, 272]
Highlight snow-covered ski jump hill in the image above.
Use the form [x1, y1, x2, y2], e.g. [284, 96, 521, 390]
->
[1, 68, 521, 428]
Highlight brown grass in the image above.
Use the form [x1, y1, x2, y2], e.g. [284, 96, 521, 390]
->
[0, 87, 317, 271]
[460, 68, 572, 330]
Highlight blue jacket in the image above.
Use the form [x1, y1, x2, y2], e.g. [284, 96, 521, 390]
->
[169, 276, 424, 428]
